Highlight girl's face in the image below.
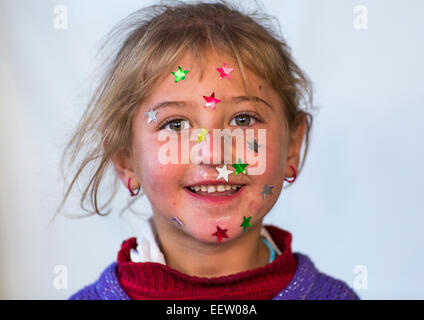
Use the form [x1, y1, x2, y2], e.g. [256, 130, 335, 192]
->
[128, 51, 288, 244]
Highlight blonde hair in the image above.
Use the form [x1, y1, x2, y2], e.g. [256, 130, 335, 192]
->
[54, 0, 315, 219]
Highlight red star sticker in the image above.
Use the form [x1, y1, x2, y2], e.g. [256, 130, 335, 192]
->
[212, 226, 229, 244]
[216, 63, 235, 80]
[203, 92, 221, 110]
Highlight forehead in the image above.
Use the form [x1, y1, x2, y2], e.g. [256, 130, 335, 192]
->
[143, 49, 277, 107]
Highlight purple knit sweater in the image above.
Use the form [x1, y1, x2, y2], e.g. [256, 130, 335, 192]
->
[69, 253, 360, 300]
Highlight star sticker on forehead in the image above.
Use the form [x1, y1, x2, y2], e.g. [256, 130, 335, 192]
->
[145, 107, 158, 124]
[232, 159, 248, 175]
[247, 138, 262, 153]
[212, 226, 229, 244]
[197, 126, 209, 143]
[216, 63, 235, 80]
[171, 66, 189, 83]
[240, 216, 252, 232]
[203, 92, 221, 110]
[261, 184, 274, 199]
[216, 164, 234, 183]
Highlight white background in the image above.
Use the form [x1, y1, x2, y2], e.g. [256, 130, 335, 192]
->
[0, 0, 423, 299]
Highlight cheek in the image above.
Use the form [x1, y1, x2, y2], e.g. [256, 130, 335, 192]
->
[141, 156, 183, 193]
[134, 136, 184, 197]
[262, 129, 286, 180]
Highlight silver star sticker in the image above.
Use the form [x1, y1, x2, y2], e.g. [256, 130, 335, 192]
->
[247, 138, 262, 153]
[171, 217, 184, 227]
[145, 107, 158, 124]
[216, 164, 234, 183]
[261, 184, 274, 199]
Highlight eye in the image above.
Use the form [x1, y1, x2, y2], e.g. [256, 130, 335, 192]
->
[230, 113, 258, 127]
[162, 119, 190, 132]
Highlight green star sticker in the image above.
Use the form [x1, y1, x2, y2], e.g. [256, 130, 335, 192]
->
[171, 66, 189, 82]
[240, 216, 252, 232]
[232, 159, 248, 175]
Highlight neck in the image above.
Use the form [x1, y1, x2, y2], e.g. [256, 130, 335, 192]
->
[152, 214, 269, 278]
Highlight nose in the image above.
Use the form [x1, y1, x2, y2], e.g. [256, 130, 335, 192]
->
[200, 128, 226, 165]
[195, 127, 246, 165]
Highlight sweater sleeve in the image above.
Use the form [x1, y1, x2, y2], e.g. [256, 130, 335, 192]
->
[306, 272, 360, 300]
[68, 262, 130, 300]
[69, 282, 101, 300]
[273, 253, 361, 300]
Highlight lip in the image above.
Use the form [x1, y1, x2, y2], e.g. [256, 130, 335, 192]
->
[183, 184, 246, 204]
[185, 180, 246, 187]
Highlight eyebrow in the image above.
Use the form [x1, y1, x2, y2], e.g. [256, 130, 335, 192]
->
[150, 95, 273, 112]
[230, 96, 273, 110]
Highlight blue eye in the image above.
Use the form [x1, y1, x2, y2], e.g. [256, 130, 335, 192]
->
[230, 114, 258, 127]
[162, 119, 190, 132]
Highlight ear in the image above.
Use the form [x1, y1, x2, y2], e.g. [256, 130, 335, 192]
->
[111, 149, 140, 190]
[285, 116, 307, 175]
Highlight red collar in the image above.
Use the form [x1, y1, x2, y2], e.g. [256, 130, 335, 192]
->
[116, 225, 297, 300]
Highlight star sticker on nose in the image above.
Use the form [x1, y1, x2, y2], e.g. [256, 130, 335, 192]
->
[261, 184, 274, 199]
[197, 126, 209, 143]
[232, 159, 248, 175]
[240, 216, 252, 232]
[212, 226, 229, 244]
[247, 138, 262, 153]
[144, 107, 158, 124]
[171, 66, 189, 83]
[216, 63, 235, 80]
[216, 164, 234, 182]
[203, 92, 221, 110]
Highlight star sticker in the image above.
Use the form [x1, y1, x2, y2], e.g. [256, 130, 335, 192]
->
[232, 160, 248, 175]
[171, 217, 184, 227]
[261, 184, 274, 199]
[212, 226, 229, 244]
[240, 216, 252, 232]
[247, 138, 262, 153]
[171, 66, 189, 83]
[216, 63, 235, 80]
[216, 164, 234, 182]
[197, 126, 209, 143]
[144, 107, 158, 124]
[203, 92, 221, 110]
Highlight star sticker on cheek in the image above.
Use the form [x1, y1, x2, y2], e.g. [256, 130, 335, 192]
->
[261, 184, 274, 199]
[212, 226, 229, 244]
[216, 164, 234, 182]
[247, 138, 262, 153]
[171, 217, 184, 227]
[144, 107, 158, 124]
[240, 216, 252, 232]
[171, 66, 189, 83]
[197, 126, 209, 143]
[203, 92, 221, 110]
[216, 63, 235, 80]
[232, 159, 248, 175]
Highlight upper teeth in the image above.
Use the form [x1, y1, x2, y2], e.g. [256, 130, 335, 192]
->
[189, 185, 241, 193]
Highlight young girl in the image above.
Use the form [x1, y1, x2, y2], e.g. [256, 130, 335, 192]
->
[62, 0, 359, 300]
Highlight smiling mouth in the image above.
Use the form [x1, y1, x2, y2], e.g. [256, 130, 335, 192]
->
[184, 184, 244, 197]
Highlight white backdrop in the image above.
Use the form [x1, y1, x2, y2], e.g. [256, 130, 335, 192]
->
[0, 0, 423, 299]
